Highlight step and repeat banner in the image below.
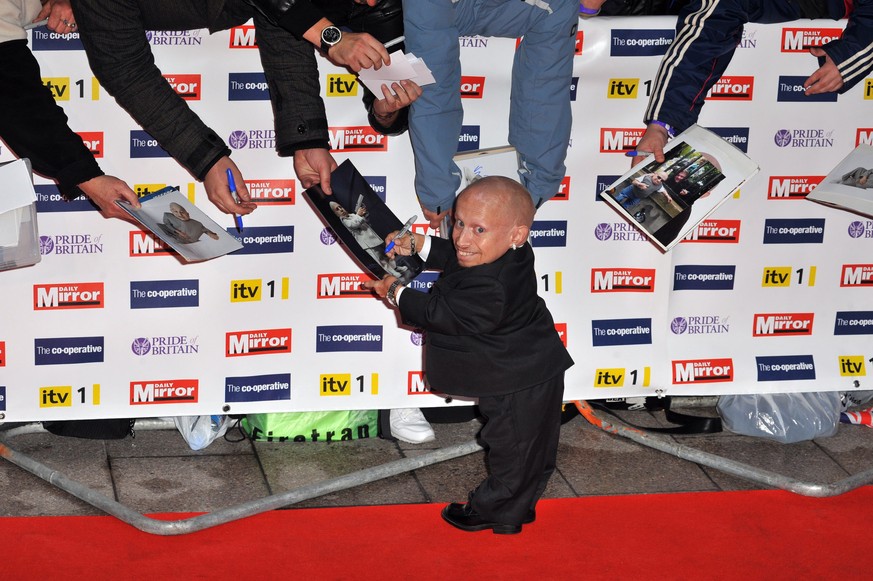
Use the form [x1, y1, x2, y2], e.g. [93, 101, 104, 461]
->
[0, 16, 871, 422]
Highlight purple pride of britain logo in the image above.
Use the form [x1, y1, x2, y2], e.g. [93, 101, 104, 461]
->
[848, 221, 867, 239]
[670, 317, 688, 334]
[320, 228, 337, 245]
[131, 337, 152, 356]
[774, 129, 792, 147]
[594, 223, 613, 241]
[228, 131, 248, 149]
[39, 236, 54, 255]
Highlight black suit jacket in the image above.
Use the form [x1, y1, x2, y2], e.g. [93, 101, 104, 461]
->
[398, 238, 573, 397]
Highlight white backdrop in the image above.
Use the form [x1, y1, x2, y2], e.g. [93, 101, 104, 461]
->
[1, 16, 871, 422]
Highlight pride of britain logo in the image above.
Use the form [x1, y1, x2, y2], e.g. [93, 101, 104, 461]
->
[228, 130, 275, 150]
[848, 221, 871, 239]
[773, 128, 834, 148]
[594, 222, 647, 242]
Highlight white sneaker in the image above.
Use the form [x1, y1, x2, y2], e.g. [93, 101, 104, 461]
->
[390, 408, 436, 444]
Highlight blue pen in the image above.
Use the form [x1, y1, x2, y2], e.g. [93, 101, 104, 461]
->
[226, 168, 244, 233]
[625, 150, 651, 158]
[385, 215, 417, 254]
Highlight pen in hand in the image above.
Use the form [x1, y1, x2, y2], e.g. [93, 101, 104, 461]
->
[226, 168, 244, 233]
[385, 215, 417, 254]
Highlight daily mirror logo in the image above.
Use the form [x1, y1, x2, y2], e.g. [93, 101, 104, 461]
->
[317, 273, 375, 299]
[460, 76, 485, 98]
[600, 128, 645, 153]
[768, 176, 824, 200]
[407, 371, 430, 395]
[672, 358, 734, 384]
[840, 264, 873, 287]
[781, 28, 843, 52]
[328, 126, 387, 152]
[245, 179, 295, 205]
[34, 283, 104, 310]
[129, 231, 173, 256]
[0, 341, 5, 367]
[76, 131, 104, 157]
[753, 313, 814, 337]
[229, 25, 257, 48]
[683, 219, 740, 243]
[590, 268, 655, 292]
[858, 128, 873, 146]
[226, 328, 292, 357]
[130, 379, 199, 405]
[707, 75, 754, 100]
[163, 74, 201, 100]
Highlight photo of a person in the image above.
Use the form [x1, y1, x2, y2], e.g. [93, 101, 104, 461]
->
[839, 167, 873, 189]
[160, 202, 219, 244]
[613, 170, 671, 211]
[329, 200, 409, 280]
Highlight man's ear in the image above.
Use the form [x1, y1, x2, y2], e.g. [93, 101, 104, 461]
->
[511, 224, 530, 247]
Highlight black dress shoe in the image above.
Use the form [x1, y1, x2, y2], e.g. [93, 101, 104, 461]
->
[440, 502, 532, 535]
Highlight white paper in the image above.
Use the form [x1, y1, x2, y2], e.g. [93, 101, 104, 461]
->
[357, 51, 435, 95]
[0, 159, 37, 247]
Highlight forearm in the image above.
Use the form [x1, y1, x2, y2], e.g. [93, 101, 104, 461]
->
[246, 0, 325, 39]
[72, 0, 230, 179]
[0, 40, 102, 200]
[253, 10, 330, 155]
[822, 4, 873, 93]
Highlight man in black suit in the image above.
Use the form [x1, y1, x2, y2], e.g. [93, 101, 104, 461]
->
[366, 176, 574, 534]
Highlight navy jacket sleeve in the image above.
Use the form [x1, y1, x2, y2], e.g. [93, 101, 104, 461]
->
[822, 0, 873, 93]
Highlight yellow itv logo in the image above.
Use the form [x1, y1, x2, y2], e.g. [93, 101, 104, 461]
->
[40, 386, 73, 407]
[594, 368, 625, 388]
[839, 356, 867, 376]
[326, 74, 358, 97]
[321, 374, 352, 395]
[231, 279, 262, 302]
[607, 78, 639, 99]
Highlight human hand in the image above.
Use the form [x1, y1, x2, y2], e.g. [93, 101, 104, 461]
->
[804, 48, 844, 94]
[77, 175, 140, 222]
[36, 0, 77, 34]
[362, 274, 397, 299]
[384, 231, 421, 259]
[329, 32, 390, 72]
[293, 148, 338, 195]
[203, 157, 256, 215]
[421, 205, 451, 230]
[631, 123, 669, 167]
[373, 80, 422, 118]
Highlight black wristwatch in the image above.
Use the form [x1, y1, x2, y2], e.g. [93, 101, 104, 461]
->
[320, 25, 342, 54]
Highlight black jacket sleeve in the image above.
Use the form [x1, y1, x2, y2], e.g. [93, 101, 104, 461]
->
[0, 40, 102, 200]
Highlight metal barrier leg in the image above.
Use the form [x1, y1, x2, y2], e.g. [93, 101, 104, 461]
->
[0, 420, 484, 536]
[573, 400, 873, 497]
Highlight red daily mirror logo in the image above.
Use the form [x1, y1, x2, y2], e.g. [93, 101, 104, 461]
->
[460, 76, 485, 98]
[554, 323, 568, 347]
[130, 379, 199, 404]
[129, 231, 173, 256]
[0, 341, 5, 367]
[34, 282, 104, 310]
[683, 219, 741, 243]
[857, 128, 873, 146]
[407, 371, 430, 395]
[245, 179, 295, 205]
[600, 128, 645, 153]
[707, 75, 754, 100]
[555, 176, 570, 201]
[591, 268, 655, 292]
[163, 74, 201, 100]
[781, 28, 843, 52]
[768, 176, 824, 200]
[575, 30, 584, 55]
[226, 328, 292, 357]
[76, 131, 103, 157]
[230, 25, 257, 48]
[753, 313, 815, 337]
[840, 264, 873, 287]
[317, 273, 375, 298]
[672, 358, 734, 384]
[328, 126, 387, 152]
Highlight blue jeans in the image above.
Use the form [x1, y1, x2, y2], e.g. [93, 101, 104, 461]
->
[402, 0, 578, 213]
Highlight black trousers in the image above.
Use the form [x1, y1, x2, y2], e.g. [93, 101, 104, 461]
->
[470, 374, 565, 526]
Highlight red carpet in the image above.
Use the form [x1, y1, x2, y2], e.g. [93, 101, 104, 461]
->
[2, 488, 870, 580]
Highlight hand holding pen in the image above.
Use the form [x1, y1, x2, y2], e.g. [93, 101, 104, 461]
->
[385, 215, 416, 254]
[226, 168, 244, 233]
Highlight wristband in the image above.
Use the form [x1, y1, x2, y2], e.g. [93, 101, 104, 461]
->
[579, 4, 600, 17]
[649, 119, 676, 138]
[409, 232, 417, 256]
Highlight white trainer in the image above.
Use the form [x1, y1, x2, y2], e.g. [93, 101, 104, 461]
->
[390, 408, 436, 444]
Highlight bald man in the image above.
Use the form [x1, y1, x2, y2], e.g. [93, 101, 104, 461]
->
[366, 176, 573, 534]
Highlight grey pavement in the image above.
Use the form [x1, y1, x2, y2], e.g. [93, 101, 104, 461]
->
[1, 399, 872, 522]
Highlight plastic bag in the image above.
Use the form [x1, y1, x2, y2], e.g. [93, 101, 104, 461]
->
[716, 392, 841, 443]
[173, 415, 231, 450]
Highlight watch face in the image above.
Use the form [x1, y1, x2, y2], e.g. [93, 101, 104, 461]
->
[322, 26, 341, 45]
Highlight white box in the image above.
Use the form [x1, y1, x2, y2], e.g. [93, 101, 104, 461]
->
[0, 159, 40, 271]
